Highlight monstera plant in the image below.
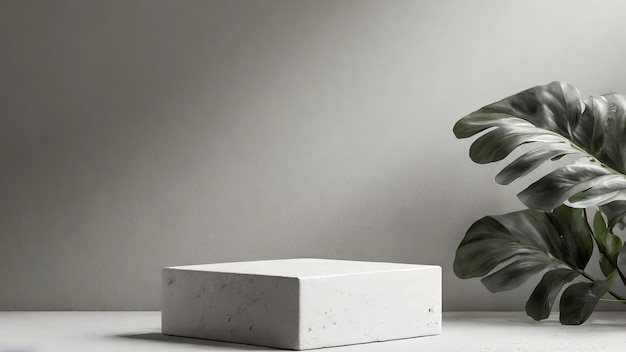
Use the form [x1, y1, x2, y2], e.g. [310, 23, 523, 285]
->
[453, 81, 626, 325]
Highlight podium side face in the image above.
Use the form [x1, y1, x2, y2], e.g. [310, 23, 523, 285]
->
[162, 268, 300, 349]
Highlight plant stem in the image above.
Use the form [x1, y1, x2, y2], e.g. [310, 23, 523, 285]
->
[600, 299, 626, 303]
[576, 269, 626, 302]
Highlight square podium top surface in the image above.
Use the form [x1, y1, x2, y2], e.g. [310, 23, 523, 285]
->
[165, 258, 437, 279]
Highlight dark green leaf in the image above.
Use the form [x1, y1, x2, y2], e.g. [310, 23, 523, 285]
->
[454, 205, 593, 293]
[593, 211, 622, 277]
[615, 244, 626, 286]
[453, 113, 521, 138]
[454, 82, 585, 137]
[481, 260, 551, 293]
[576, 95, 610, 156]
[495, 145, 573, 185]
[593, 210, 608, 237]
[559, 272, 615, 325]
[568, 176, 626, 206]
[454, 82, 626, 212]
[600, 256, 615, 278]
[526, 269, 578, 321]
[548, 206, 593, 270]
[600, 201, 626, 231]
[453, 238, 537, 279]
[517, 164, 613, 211]
[584, 94, 626, 174]
[468, 126, 564, 164]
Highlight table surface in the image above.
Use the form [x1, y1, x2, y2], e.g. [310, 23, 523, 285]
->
[2, 311, 626, 352]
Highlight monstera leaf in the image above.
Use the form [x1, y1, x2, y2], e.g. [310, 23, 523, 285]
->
[453, 82, 626, 324]
[453, 82, 626, 227]
[454, 205, 617, 324]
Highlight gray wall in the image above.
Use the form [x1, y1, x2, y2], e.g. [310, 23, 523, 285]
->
[2, 0, 626, 310]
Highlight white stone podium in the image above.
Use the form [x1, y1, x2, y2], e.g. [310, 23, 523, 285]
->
[162, 258, 441, 350]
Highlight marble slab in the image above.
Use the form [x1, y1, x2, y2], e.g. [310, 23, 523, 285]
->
[162, 258, 441, 350]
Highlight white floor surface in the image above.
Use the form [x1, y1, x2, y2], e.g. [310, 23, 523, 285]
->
[1, 311, 626, 351]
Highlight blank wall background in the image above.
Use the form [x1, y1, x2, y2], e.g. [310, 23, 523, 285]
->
[2, 0, 626, 310]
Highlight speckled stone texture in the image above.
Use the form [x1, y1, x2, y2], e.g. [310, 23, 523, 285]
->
[162, 258, 441, 350]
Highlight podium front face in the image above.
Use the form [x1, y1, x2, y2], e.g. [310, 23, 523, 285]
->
[162, 258, 442, 350]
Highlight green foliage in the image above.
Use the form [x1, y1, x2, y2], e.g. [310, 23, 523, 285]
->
[453, 82, 626, 324]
